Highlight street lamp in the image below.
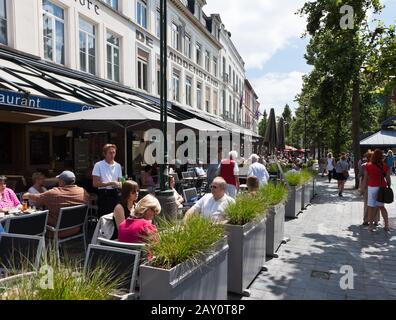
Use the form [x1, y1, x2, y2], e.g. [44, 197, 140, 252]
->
[304, 105, 308, 163]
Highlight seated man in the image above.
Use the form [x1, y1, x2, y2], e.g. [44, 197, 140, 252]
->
[184, 177, 235, 223]
[194, 161, 206, 178]
[23, 171, 90, 238]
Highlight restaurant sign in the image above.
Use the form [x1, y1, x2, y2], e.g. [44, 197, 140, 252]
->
[0, 90, 96, 113]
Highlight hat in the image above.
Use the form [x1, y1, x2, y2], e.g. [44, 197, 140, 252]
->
[56, 171, 76, 184]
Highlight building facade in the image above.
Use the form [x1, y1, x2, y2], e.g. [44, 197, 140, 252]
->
[0, 0, 261, 178]
[244, 79, 260, 134]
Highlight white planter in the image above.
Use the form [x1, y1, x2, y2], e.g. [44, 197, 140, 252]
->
[225, 216, 267, 295]
[266, 203, 286, 257]
[285, 185, 303, 218]
[139, 239, 229, 300]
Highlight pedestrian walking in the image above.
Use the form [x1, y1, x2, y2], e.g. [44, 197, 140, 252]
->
[219, 151, 240, 199]
[358, 151, 380, 226]
[248, 154, 270, 187]
[335, 153, 350, 197]
[92, 144, 123, 217]
[326, 152, 336, 183]
[385, 150, 394, 176]
[361, 149, 391, 232]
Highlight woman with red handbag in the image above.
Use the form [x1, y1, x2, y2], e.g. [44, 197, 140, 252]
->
[362, 149, 391, 232]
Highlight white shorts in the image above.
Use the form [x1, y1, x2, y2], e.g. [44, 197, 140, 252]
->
[367, 186, 384, 208]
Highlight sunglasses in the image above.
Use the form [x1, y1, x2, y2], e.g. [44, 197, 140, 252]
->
[210, 185, 219, 189]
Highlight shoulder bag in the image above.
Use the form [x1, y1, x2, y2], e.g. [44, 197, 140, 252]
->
[375, 164, 394, 204]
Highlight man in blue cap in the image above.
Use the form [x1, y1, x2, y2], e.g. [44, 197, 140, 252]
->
[23, 170, 89, 238]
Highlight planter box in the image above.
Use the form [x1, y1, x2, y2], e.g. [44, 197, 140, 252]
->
[139, 239, 229, 300]
[312, 177, 317, 199]
[225, 216, 267, 295]
[285, 185, 302, 219]
[266, 203, 286, 257]
[301, 182, 312, 210]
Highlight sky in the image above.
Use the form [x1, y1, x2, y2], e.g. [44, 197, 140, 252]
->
[204, 0, 396, 117]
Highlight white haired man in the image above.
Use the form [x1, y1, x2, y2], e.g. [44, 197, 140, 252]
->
[218, 151, 240, 198]
[184, 177, 235, 223]
[248, 154, 270, 187]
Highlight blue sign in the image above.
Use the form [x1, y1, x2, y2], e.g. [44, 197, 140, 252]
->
[0, 89, 96, 113]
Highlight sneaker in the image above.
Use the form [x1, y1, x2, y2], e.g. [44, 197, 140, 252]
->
[362, 222, 369, 226]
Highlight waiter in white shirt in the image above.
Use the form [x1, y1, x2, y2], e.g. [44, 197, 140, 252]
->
[92, 144, 123, 216]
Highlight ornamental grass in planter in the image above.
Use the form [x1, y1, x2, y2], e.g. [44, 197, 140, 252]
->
[300, 170, 314, 209]
[0, 248, 125, 300]
[224, 193, 269, 295]
[284, 171, 303, 218]
[139, 216, 228, 300]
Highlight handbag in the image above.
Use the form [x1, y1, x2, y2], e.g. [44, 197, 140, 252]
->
[375, 164, 394, 204]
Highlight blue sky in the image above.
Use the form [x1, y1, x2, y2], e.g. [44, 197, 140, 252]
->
[205, 0, 396, 117]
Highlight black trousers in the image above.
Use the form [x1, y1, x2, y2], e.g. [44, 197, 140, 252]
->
[97, 189, 120, 217]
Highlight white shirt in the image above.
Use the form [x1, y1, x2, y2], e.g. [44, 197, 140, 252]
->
[92, 160, 122, 190]
[27, 186, 47, 207]
[248, 162, 270, 186]
[191, 193, 235, 222]
[327, 158, 335, 171]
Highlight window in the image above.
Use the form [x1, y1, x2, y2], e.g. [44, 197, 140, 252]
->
[205, 87, 211, 113]
[106, 32, 120, 82]
[213, 57, 218, 77]
[229, 66, 232, 83]
[79, 18, 96, 75]
[196, 42, 202, 65]
[171, 23, 181, 51]
[204, 50, 210, 72]
[104, 0, 118, 10]
[156, 58, 161, 95]
[43, 1, 65, 65]
[196, 82, 202, 109]
[172, 71, 180, 102]
[213, 90, 218, 115]
[0, 0, 7, 45]
[184, 33, 191, 58]
[155, 8, 160, 38]
[137, 48, 149, 91]
[185, 77, 192, 106]
[137, 0, 147, 29]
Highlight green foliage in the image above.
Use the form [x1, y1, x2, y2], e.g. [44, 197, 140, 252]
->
[300, 170, 314, 184]
[225, 194, 268, 226]
[258, 110, 268, 138]
[258, 183, 288, 207]
[0, 248, 124, 300]
[285, 172, 302, 186]
[267, 163, 279, 173]
[147, 216, 225, 270]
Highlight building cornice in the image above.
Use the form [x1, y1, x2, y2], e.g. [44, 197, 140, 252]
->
[170, 0, 223, 50]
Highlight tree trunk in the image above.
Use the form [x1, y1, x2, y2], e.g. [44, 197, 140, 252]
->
[352, 78, 362, 189]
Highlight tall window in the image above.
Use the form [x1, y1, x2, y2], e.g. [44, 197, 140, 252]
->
[205, 87, 211, 113]
[196, 83, 202, 109]
[213, 90, 218, 115]
[137, 0, 147, 29]
[137, 48, 149, 91]
[43, 1, 65, 65]
[0, 0, 7, 45]
[185, 77, 192, 106]
[171, 23, 181, 51]
[155, 8, 160, 38]
[213, 57, 218, 77]
[79, 18, 96, 75]
[172, 71, 180, 102]
[104, 0, 118, 10]
[156, 58, 161, 95]
[106, 33, 120, 82]
[184, 33, 191, 58]
[196, 42, 202, 65]
[204, 50, 210, 72]
[229, 66, 232, 83]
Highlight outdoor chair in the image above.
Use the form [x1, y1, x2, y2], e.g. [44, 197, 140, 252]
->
[97, 237, 146, 252]
[0, 233, 45, 276]
[86, 193, 99, 232]
[84, 244, 140, 300]
[46, 204, 88, 261]
[4, 211, 49, 236]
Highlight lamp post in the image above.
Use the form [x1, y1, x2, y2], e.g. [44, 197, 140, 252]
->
[304, 105, 308, 163]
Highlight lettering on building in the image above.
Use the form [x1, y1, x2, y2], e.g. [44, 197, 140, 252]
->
[136, 29, 154, 48]
[75, 0, 100, 15]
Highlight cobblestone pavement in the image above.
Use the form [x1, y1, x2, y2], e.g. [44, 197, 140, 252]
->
[241, 174, 396, 300]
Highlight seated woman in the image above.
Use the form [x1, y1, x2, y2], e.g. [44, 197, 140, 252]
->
[247, 176, 260, 194]
[112, 180, 139, 240]
[169, 175, 184, 208]
[141, 165, 155, 191]
[0, 175, 21, 213]
[118, 194, 161, 243]
[27, 172, 47, 207]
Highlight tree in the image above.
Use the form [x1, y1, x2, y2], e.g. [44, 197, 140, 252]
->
[282, 104, 293, 143]
[298, 0, 394, 188]
[258, 110, 268, 138]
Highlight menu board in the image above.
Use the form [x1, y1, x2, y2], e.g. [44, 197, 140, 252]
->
[29, 132, 50, 165]
[74, 138, 89, 176]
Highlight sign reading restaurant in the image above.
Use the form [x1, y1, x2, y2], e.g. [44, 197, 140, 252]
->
[0, 90, 95, 113]
[75, 0, 100, 15]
